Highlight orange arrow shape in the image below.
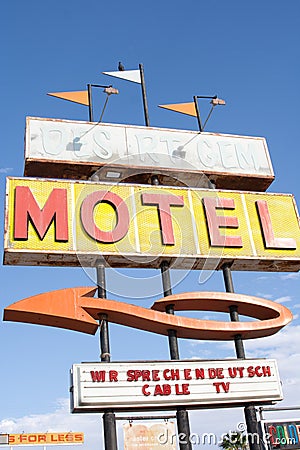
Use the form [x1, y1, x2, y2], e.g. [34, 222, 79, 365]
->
[3, 287, 98, 334]
[3, 288, 293, 340]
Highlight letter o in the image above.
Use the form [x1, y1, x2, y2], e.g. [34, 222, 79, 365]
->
[80, 191, 129, 243]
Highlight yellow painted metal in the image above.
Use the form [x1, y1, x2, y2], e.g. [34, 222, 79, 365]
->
[134, 186, 197, 256]
[5, 178, 300, 270]
[158, 102, 197, 117]
[7, 178, 73, 252]
[47, 90, 89, 106]
[74, 183, 137, 255]
[192, 190, 254, 258]
[245, 193, 300, 257]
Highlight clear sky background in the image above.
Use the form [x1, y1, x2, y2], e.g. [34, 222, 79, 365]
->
[1, 0, 300, 448]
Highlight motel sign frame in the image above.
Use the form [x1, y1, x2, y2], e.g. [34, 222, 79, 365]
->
[4, 177, 300, 272]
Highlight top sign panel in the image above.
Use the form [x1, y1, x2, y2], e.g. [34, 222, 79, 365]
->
[24, 117, 274, 191]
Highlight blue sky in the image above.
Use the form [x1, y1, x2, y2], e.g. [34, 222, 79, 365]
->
[1, 0, 300, 448]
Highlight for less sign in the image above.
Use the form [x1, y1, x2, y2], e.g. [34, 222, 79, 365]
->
[8, 433, 84, 445]
[70, 359, 282, 412]
[4, 177, 300, 271]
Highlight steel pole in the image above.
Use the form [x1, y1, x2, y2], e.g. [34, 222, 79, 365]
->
[160, 261, 192, 450]
[193, 96, 202, 132]
[103, 412, 118, 450]
[222, 265, 245, 358]
[139, 63, 150, 127]
[222, 264, 261, 450]
[96, 263, 118, 450]
[87, 83, 93, 122]
[151, 175, 191, 450]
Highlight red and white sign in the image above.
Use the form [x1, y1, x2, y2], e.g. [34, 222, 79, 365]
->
[70, 359, 282, 412]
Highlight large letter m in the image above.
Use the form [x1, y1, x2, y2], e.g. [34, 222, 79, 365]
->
[14, 186, 68, 241]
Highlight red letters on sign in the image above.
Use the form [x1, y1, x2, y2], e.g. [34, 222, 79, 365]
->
[247, 365, 271, 377]
[184, 368, 192, 380]
[142, 384, 151, 396]
[141, 193, 184, 245]
[213, 382, 230, 393]
[90, 370, 106, 382]
[163, 369, 180, 380]
[175, 383, 190, 395]
[14, 186, 68, 241]
[208, 368, 224, 379]
[154, 384, 172, 396]
[203, 197, 242, 247]
[80, 191, 130, 243]
[256, 200, 296, 249]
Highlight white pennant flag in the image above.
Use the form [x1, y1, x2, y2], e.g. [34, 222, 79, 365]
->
[102, 69, 141, 84]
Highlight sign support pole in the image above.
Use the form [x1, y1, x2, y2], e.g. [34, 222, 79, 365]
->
[222, 264, 262, 450]
[88, 84, 93, 122]
[139, 64, 150, 127]
[161, 261, 192, 450]
[193, 96, 203, 132]
[97, 262, 118, 450]
[151, 174, 192, 450]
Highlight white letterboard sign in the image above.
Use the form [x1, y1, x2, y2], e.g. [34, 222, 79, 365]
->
[70, 359, 282, 412]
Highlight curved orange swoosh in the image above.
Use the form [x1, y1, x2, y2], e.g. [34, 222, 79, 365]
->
[3, 288, 292, 340]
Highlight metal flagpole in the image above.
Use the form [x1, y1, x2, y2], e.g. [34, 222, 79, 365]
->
[87, 84, 93, 122]
[139, 63, 150, 126]
[193, 98, 262, 450]
[222, 264, 262, 450]
[193, 96, 203, 132]
[160, 261, 192, 450]
[151, 172, 192, 450]
[86, 90, 116, 448]
[97, 262, 118, 450]
[88, 90, 118, 450]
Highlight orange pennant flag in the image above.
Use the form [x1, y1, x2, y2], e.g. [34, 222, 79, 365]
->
[158, 102, 197, 117]
[47, 90, 89, 106]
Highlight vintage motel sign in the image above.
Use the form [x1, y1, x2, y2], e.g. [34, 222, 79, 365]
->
[4, 177, 300, 271]
[24, 117, 274, 191]
[70, 359, 282, 412]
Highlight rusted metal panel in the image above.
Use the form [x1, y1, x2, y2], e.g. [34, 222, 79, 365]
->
[24, 117, 274, 191]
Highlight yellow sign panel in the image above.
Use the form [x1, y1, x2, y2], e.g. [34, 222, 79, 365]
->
[8, 433, 84, 445]
[4, 177, 300, 272]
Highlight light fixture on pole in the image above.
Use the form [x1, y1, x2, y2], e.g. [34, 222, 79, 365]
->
[193, 95, 226, 132]
[48, 83, 119, 123]
[87, 84, 119, 122]
[159, 95, 226, 133]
